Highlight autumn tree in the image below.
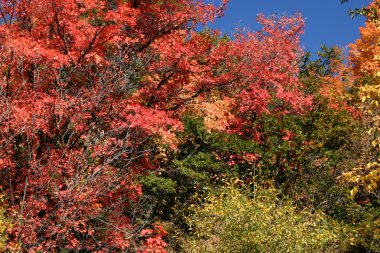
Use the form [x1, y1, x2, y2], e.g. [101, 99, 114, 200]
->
[0, 0, 324, 251]
[0, 0, 229, 251]
[342, 0, 380, 198]
[335, 1, 380, 251]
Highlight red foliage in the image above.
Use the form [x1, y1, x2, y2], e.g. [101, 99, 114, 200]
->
[225, 14, 313, 140]
[0, 0, 224, 251]
[0, 0, 312, 251]
[139, 225, 168, 253]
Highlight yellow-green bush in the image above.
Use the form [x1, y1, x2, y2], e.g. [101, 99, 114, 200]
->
[0, 194, 11, 251]
[183, 184, 347, 253]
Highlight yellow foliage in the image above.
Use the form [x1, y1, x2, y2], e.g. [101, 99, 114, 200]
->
[183, 184, 344, 253]
[343, 0, 380, 196]
[0, 194, 11, 252]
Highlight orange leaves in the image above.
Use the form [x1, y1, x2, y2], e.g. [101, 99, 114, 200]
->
[350, 21, 380, 77]
[343, 0, 380, 198]
[349, 0, 380, 78]
[188, 95, 235, 132]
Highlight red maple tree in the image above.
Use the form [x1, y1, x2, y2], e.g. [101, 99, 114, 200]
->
[0, 0, 312, 251]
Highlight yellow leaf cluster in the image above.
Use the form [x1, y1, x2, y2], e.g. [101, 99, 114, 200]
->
[344, 0, 380, 196]
[183, 183, 343, 253]
[0, 194, 12, 252]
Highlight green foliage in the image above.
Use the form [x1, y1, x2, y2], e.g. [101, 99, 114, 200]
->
[273, 46, 362, 217]
[183, 183, 347, 253]
[179, 116, 259, 158]
[139, 173, 177, 195]
[140, 47, 371, 251]
[341, 0, 379, 20]
[354, 205, 380, 252]
[300, 46, 344, 79]
[136, 116, 261, 243]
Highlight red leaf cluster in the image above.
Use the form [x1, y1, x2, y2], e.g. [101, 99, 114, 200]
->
[0, 0, 312, 251]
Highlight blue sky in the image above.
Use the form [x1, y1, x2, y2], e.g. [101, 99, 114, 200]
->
[206, 0, 371, 57]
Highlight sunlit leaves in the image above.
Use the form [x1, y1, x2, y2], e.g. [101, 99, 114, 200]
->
[183, 183, 343, 253]
[342, 0, 380, 198]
